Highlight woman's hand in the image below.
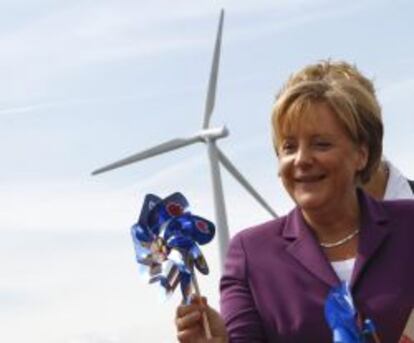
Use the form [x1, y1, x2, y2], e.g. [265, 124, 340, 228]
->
[175, 295, 228, 343]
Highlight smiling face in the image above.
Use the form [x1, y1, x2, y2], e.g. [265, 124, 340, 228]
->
[277, 101, 368, 214]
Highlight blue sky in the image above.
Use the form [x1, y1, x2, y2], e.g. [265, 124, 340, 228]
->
[1, 1, 414, 342]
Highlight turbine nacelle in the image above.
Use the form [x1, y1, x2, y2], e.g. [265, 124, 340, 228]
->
[198, 126, 229, 142]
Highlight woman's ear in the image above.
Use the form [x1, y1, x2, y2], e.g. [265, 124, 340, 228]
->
[357, 144, 369, 171]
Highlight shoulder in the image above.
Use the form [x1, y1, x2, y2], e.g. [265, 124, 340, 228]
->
[381, 197, 414, 214]
[372, 197, 414, 232]
[222, 215, 290, 285]
[224, 214, 292, 274]
[360, 188, 414, 221]
[230, 215, 288, 249]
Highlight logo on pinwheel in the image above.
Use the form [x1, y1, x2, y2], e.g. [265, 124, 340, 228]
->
[131, 192, 215, 303]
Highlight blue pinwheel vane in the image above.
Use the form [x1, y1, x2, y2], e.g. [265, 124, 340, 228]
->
[325, 282, 381, 343]
[130, 192, 215, 304]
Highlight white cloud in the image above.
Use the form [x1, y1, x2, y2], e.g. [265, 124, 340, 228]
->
[0, 0, 368, 106]
[0, 101, 60, 115]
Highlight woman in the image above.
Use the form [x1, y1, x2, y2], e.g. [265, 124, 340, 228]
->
[282, 59, 414, 201]
[175, 62, 414, 342]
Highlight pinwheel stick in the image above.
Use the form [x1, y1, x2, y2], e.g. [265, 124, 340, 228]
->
[372, 332, 381, 343]
[192, 272, 212, 339]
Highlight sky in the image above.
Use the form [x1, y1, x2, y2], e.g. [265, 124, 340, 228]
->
[1, 0, 414, 342]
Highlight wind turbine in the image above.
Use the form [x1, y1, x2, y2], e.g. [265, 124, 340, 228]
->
[92, 9, 277, 270]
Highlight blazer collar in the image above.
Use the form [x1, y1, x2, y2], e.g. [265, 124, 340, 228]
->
[283, 206, 338, 287]
[281, 189, 390, 288]
[350, 189, 390, 288]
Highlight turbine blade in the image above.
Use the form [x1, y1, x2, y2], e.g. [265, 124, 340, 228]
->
[202, 9, 224, 129]
[92, 136, 202, 175]
[216, 147, 278, 218]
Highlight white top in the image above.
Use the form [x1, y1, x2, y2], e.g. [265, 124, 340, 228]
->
[384, 160, 414, 200]
[331, 257, 356, 284]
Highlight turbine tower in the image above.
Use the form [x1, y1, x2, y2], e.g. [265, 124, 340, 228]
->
[92, 9, 277, 270]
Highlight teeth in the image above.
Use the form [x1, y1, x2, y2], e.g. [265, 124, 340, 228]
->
[296, 175, 323, 182]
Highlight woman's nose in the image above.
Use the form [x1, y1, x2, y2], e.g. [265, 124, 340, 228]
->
[294, 146, 313, 166]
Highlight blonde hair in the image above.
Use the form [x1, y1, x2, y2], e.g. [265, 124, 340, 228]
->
[272, 61, 383, 183]
[283, 60, 376, 96]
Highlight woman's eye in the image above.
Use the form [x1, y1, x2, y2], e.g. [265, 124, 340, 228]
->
[281, 143, 296, 153]
[314, 141, 331, 149]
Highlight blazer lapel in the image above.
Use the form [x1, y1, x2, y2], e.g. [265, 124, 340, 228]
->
[351, 191, 390, 288]
[284, 208, 339, 288]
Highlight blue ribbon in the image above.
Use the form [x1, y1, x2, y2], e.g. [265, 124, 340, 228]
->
[131, 192, 215, 303]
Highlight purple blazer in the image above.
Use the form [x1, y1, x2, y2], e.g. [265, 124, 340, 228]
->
[220, 191, 414, 342]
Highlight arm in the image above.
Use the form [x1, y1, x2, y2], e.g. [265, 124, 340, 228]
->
[220, 233, 267, 342]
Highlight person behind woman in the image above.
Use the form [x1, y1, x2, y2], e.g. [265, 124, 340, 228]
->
[175, 61, 414, 342]
[366, 159, 414, 200]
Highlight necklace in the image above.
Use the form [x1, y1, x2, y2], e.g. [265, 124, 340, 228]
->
[319, 228, 360, 248]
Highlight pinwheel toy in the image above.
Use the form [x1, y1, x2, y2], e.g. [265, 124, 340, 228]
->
[130, 192, 215, 338]
[325, 282, 361, 343]
[325, 282, 381, 343]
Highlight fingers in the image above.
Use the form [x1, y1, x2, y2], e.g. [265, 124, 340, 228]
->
[176, 320, 203, 342]
[176, 295, 206, 316]
[176, 307, 203, 342]
[197, 296, 207, 306]
[189, 294, 207, 306]
[176, 306, 201, 327]
[176, 295, 208, 342]
[176, 302, 204, 317]
[176, 303, 205, 330]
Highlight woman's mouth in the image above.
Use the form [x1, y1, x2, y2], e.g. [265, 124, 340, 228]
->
[294, 174, 325, 183]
